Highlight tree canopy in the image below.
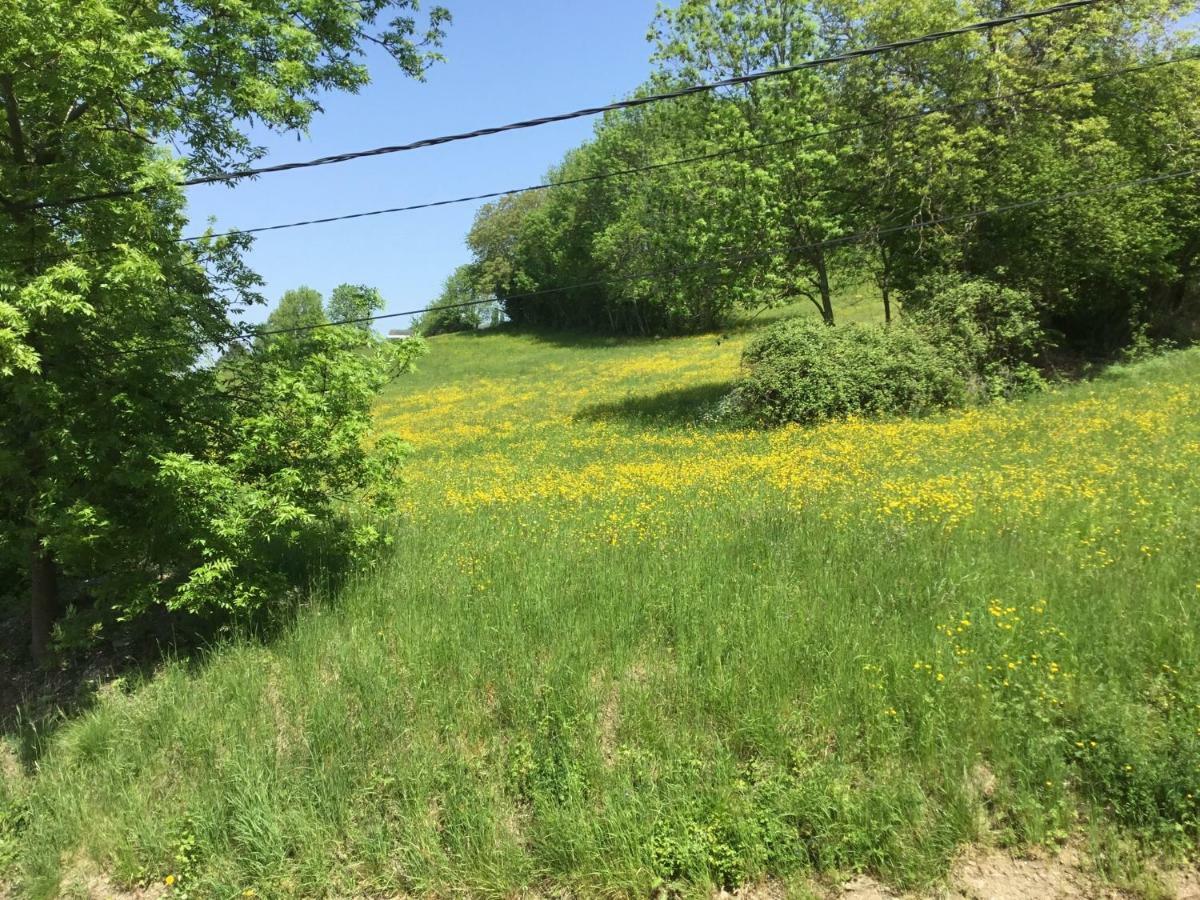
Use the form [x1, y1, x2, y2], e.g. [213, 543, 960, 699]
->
[414, 264, 500, 335]
[263, 286, 328, 335]
[327, 283, 386, 330]
[0, 0, 447, 659]
[463, 0, 1199, 343]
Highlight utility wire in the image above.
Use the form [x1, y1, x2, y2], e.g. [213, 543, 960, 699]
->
[162, 57, 1200, 242]
[18, 0, 1106, 212]
[16, 54, 1191, 270]
[104, 167, 1199, 357]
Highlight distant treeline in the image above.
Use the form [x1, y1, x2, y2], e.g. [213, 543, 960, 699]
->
[430, 0, 1199, 353]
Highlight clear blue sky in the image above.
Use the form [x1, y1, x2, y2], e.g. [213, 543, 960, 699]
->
[185, 0, 659, 329]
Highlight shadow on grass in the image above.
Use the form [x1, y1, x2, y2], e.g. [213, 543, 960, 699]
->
[573, 380, 737, 427]
[447, 321, 756, 351]
[0, 598, 225, 769]
[448, 294, 877, 350]
[0, 554, 353, 769]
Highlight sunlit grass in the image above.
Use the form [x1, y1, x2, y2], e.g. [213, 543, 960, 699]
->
[2, 299, 1198, 898]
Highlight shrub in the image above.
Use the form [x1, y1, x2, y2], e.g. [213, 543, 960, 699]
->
[151, 325, 428, 621]
[731, 319, 965, 425]
[415, 265, 501, 336]
[906, 275, 1048, 398]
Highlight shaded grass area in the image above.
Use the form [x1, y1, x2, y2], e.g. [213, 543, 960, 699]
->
[573, 380, 735, 425]
[2, 300, 1199, 897]
[0, 602, 238, 819]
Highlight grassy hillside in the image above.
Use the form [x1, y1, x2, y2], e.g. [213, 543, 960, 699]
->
[3, 307, 1199, 898]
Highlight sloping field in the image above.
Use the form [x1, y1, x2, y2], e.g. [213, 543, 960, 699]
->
[3, 322, 1199, 898]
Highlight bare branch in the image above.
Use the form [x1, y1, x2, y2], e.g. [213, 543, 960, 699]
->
[795, 287, 825, 317]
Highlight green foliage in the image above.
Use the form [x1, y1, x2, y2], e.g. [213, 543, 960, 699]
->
[0, 0, 449, 656]
[0, 297, 37, 377]
[326, 283, 385, 330]
[0, 739, 25, 884]
[157, 325, 426, 618]
[1066, 685, 1200, 839]
[261, 286, 327, 338]
[456, 1, 1200, 344]
[906, 274, 1050, 398]
[507, 707, 588, 807]
[731, 277, 1051, 426]
[0, 795, 22, 880]
[414, 264, 497, 335]
[732, 318, 965, 425]
[1120, 320, 1177, 365]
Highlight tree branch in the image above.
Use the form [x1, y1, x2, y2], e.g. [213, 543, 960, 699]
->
[0, 74, 28, 163]
[796, 287, 824, 317]
[64, 100, 90, 125]
[99, 122, 155, 146]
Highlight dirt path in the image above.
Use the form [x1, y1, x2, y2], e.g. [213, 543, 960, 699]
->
[12, 847, 1200, 898]
[723, 848, 1200, 900]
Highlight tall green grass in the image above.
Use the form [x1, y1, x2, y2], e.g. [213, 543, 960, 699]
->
[1, 314, 1198, 898]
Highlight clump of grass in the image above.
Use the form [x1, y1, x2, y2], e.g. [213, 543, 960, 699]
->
[3, 312, 1199, 897]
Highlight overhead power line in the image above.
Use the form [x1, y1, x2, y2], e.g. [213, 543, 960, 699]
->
[17, 54, 1190, 270]
[169, 57, 1196, 243]
[20, 0, 1105, 212]
[105, 167, 1199, 357]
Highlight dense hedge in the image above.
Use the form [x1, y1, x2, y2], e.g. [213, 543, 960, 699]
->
[906, 276, 1048, 399]
[732, 318, 966, 425]
[732, 277, 1050, 425]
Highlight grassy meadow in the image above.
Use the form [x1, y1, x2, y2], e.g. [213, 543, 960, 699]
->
[3, 297, 1200, 897]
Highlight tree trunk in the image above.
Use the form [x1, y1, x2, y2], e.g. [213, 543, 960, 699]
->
[878, 244, 893, 324]
[7, 127, 60, 664]
[1168, 235, 1200, 313]
[30, 539, 60, 664]
[815, 251, 835, 325]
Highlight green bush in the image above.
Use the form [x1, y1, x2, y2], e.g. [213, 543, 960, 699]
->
[153, 325, 427, 620]
[906, 275, 1049, 398]
[414, 265, 500, 336]
[731, 319, 966, 425]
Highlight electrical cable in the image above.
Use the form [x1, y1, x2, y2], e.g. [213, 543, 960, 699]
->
[101, 166, 1200, 357]
[14, 54, 1190, 270]
[14, 0, 1107, 212]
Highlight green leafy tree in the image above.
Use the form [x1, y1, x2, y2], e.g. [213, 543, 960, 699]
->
[0, 0, 449, 660]
[648, 0, 846, 324]
[415, 264, 497, 335]
[466, 102, 767, 334]
[457, 0, 1198, 344]
[158, 326, 426, 617]
[587, 98, 767, 333]
[825, 0, 1200, 340]
[262, 286, 328, 338]
[327, 283, 385, 330]
[467, 190, 553, 323]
